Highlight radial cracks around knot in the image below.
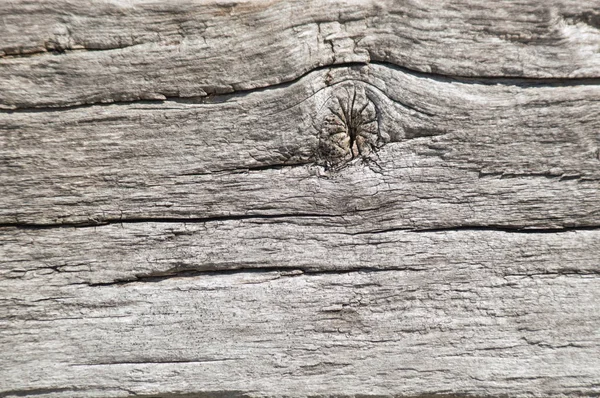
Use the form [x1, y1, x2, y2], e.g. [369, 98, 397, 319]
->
[316, 83, 387, 169]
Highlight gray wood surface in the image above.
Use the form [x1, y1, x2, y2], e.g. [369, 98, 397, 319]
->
[1, 1, 600, 397]
[2, 0, 600, 109]
[3, 64, 599, 227]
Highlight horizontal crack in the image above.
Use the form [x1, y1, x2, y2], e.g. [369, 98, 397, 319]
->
[412, 225, 600, 234]
[179, 160, 316, 177]
[3, 216, 600, 234]
[87, 263, 600, 288]
[370, 59, 600, 87]
[0, 43, 139, 59]
[410, 224, 600, 234]
[86, 266, 423, 287]
[69, 358, 239, 366]
[0, 388, 86, 398]
[0, 213, 343, 230]
[503, 271, 600, 278]
[345, 224, 600, 236]
[3, 60, 599, 112]
[0, 62, 369, 113]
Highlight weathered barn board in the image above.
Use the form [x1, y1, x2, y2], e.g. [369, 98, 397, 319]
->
[2, 65, 599, 227]
[2, 268, 599, 397]
[3, 225, 600, 285]
[1, 0, 600, 109]
[1, 0, 600, 397]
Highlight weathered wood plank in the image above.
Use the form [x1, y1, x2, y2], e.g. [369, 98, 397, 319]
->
[2, 222, 599, 285]
[2, 2, 600, 397]
[2, 64, 599, 228]
[1, 267, 599, 397]
[1, 0, 600, 108]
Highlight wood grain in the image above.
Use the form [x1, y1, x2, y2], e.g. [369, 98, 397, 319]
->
[2, 64, 599, 228]
[1, 1, 600, 397]
[1, 0, 600, 109]
[2, 222, 600, 285]
[1, 263, 599, 397]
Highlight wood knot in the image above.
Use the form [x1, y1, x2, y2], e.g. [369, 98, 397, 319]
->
[316, 84, 384, 167]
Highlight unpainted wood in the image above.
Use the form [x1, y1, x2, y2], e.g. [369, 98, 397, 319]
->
[1, 1, 600, 397]
[1, 0, 600, 109]
[2, 223, 600, 286]
[2, 65, 599, 228]
[1, 265, 599, 398]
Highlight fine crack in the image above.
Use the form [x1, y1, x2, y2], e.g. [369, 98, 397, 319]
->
[346, 224, 600, 236]
[69, 358, 239, 366]
[1, 40, 145, 59]
[411, 224, 600, 234]
[178, 161, 315, 177]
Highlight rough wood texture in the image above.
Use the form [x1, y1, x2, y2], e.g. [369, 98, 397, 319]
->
[2, 64, 599, 227]
[2, 266, 599, 398]
[1, 0, 600, 109]
[1, 1, 600, 397]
